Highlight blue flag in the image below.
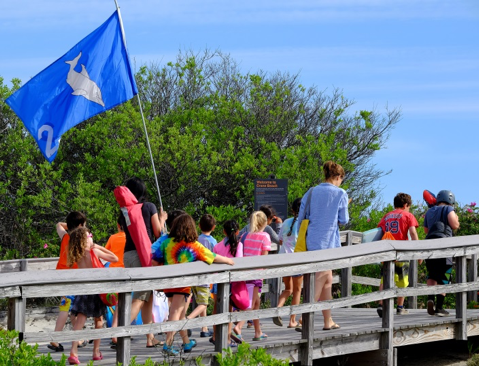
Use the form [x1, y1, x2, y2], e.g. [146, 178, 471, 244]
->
[5, 11, 138, 162]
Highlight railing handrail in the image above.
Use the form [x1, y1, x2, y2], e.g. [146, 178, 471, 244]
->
[1, 234, 479, 295]
[3, 232, 479, 365]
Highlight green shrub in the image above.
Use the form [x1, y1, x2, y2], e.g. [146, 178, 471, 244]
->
[216, 342, 289, 366]
[0, 329, 66, 366]
[468, 353, 479, 366]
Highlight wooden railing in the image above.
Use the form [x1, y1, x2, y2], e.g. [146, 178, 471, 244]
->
[1, 232, 479, 365]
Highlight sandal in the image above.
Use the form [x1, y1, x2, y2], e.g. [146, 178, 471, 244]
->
[68, 356, 80, 365]
[77, 340, 88, 348]
[92, 352, 103, 361]
[47, 343, 64, 352]
[252, 333, 268, 341]
[323, 323, 340, 331]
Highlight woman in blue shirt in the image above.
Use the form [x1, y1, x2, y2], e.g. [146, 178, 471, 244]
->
[297, 161, 349, 330]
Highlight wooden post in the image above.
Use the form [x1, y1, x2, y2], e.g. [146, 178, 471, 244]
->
[7, 259, 28, 341]
[117, 292, 132, 365]
[340, 232, 352, 304]
[407, 260, 418, 309]
[214, 282, 230, 357]
[456, 256, 467, 341]
[467, 254, 478, 303]
[380, 260, 395, 365]
[299, 272, 315, 366]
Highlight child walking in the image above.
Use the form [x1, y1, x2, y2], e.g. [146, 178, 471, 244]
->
[210, 220, 244, 346]
[188, 214, 217, 337]
[48, 211, 86, 353]
[151, 214, 234, 356]
[273, 198, 303, 328]
[67, 227, 118, 365]
[233, 211, 271, 341]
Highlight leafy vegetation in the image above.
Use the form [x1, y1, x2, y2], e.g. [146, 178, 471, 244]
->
[0, 50, 400, 259]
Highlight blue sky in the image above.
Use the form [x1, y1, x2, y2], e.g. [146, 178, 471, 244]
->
[1, 0, 478, 207]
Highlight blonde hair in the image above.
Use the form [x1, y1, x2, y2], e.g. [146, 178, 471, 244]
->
[323, 161, 345, 181]
[249, 211, 267, 233]
[67, 227, 89, 267]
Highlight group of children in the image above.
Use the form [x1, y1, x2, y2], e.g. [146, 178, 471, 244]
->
[49, 184, 461, 363]
[376, 190, 460, 318]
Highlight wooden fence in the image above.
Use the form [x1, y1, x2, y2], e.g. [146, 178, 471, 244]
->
[1, 231, 479, 365]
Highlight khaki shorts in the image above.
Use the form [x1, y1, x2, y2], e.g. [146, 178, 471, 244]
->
[124, 250, 151, 302]
[191, 286, 210, 305]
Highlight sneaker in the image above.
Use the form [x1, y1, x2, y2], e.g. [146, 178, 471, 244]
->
[377, 305, 383, 318]
[396, 307, 409, 315]
[162, 344, 179, 356]
[427, 300, 435, 316]
[435, 308, 450, 317]
[182, 339, 197, 353]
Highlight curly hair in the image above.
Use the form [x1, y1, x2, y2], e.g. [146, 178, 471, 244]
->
[169, 214, 198, 243]
[67, 227, 89, 267]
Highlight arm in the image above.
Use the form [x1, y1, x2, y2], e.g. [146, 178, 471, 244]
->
[150, 213, 162, 239]
[408, 226, 419, 241]
[338, 192, 349, 225]
[448, 210, 460, 230]
[56, 222, 68, 239]
[213, 254, 234, 266]
[265, 225, 280, 244]
[261, 250, 269, 255]
[93, 245, 118, 263]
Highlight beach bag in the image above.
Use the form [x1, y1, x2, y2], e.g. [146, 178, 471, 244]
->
[295, 188, 313, 253]
[230, 281, 249, 310]
[152, 291, 169, 323]
[426, 206, 453, 239]
[114, 186, 152, 268]
[90, 250, 119, 306]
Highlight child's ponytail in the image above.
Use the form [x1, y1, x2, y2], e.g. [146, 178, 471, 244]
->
[249, 211, 267, 233]
[223, 220, 240, 257]
[287, 197, 303, 237]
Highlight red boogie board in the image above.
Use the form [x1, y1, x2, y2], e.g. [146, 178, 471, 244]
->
[114, 186, 152, 268]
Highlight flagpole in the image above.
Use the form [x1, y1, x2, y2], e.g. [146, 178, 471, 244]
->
[113, 0, 164, 210]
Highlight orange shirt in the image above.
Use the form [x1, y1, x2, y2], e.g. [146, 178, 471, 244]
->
[105, 232, 126, 268]
[56, 233, 78, 270]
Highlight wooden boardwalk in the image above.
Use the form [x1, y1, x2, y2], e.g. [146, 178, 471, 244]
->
[35, 307, 479, 365]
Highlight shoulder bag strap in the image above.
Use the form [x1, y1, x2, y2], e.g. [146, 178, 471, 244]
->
[304, 187, 314, 220]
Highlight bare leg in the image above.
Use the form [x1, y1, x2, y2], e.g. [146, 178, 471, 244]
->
[314, 270, 336, 329]
[50, 311, 69, 347]
[70, 313, 87, 358]
[111, 307, 118, 343]
[289, 275, 303, 327]
[277, 277, 293, 308]
[92, 316, 102, 358]
[252, 287, 265, 339]
[166, 295, 189, 346]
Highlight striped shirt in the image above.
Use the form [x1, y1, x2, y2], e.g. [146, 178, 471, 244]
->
[242, 232, 271, 257]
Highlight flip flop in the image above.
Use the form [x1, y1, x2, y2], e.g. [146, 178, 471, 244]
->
[272, 316, 283, 327]
[323, 323, 340, 331]
[287, 324, 299, 328]
[295, 324, 303, 332]
[68, 356, 80, 365]
[231, 332, 243, 344]
[92, 352, 103, 361]
[47, 343, 64, 352]
[252, 333, 268, 341]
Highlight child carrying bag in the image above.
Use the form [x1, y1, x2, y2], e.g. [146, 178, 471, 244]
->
[230, 232, 249, 310]
[295, 188, 313, 253]
[90, 250, 119, 306]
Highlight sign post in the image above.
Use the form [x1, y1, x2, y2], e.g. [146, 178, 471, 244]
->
[254, 179, 288, 220]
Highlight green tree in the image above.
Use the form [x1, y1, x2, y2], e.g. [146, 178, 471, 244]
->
[0, 50, 400, 258]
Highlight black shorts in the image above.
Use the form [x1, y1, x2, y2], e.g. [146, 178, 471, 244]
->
[426, 258, 453, 284]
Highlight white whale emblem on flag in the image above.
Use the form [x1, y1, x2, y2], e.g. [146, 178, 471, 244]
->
[65, 52, 105, 107]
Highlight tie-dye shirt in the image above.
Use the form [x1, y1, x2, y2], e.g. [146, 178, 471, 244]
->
[152, 237, 216, 294]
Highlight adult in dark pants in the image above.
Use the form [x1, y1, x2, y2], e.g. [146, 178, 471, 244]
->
[119, 177, 167, 347]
